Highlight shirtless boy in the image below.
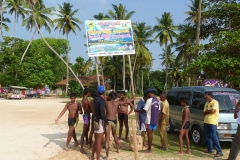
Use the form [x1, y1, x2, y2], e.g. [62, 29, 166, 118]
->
[80, 88, 91, 154]
[118, 91, 134, 140]
[89, 90, 97, 148]
[178, 98, 191, 155]
[55, 93, 83, 151]
[105, 92, 136, 157]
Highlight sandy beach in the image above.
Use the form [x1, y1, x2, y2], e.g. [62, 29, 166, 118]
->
[0, 98, 87, 160]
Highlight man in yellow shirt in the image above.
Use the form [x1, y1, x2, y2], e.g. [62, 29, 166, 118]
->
[203, 92, 223, 157]
[159, 92, 169, 151]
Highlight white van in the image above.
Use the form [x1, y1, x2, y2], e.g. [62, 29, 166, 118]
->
[167, 86, 239, 145]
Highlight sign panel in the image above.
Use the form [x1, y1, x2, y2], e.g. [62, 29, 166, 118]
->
[85, 20, 135, 57]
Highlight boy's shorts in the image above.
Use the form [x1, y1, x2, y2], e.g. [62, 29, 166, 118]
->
[146, 124, 157, 130]
[139, 122, 146, 131]
[83, 114, 90, 124]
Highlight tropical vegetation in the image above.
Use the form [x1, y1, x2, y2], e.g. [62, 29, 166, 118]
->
[1, 0, 240, 94]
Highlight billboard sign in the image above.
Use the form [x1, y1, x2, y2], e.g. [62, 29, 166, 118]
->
[85, 20, 135, 57]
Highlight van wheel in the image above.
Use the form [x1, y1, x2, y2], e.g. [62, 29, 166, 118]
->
[167, 118, 175, 133]
[191, 126, 206, 146]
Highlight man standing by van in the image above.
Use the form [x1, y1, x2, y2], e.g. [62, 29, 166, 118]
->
[203, 92, 223, 157]
[159, 92, 169, 151]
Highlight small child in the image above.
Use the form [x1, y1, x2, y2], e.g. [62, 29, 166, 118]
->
[177, 98, 191, 155]
[55, 93, 83, 151]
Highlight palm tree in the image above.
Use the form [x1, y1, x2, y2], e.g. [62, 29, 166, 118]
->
[173, 24, 197, 86]
[0, 0, 4, 47]
[159, 45, 176, 69]
[93, 12, 110, 86]
[133, 22, 153, 94]
[21, 0, 84, 89]
[20, 1, 54, 62]
[4, 0, 27, 37]
[53, 2, 82, 94]
[93, 12, 110, 20]
[0, 11, 11, 33]
[153, 12, 177, 92]
[184, 0, 206, 24]
[104, 56, 122, 91]
[108, 3, 135, 91]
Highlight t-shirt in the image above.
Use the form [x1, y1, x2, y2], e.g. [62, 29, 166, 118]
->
[237, 110, 240, 125]
[203, 99, 219, 125]
[159, 100, 170, 125]
[137, 98, 147, 123]
[143, 97, 160, 124]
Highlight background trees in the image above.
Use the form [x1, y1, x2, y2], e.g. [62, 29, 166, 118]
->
[1, 0, 240, 93]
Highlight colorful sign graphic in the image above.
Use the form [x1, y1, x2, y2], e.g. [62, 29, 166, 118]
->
[203, 79, 228, 88]
[85, 20, 135, 57]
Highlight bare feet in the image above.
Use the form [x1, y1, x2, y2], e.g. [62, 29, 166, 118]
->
[143, 143, 148, 148]
[75, 141, 80, 146]
[80, 148, 87, 154]
[176, 152, 183, 155]
[86, 141, 89, 145]
[116, 148, 120, 153]
[144, 149, 152, 153]
[89, 156, 94, 160]
[186, 150, 191, 154]
[65, 146, 69, 151]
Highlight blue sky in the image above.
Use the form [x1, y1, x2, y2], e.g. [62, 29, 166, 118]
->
[2, 0, 191, 71]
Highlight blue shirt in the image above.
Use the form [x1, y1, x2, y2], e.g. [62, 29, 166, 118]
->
[137, 98, 147, 123]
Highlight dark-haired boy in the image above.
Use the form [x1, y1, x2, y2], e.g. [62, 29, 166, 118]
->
[177, 98, 190, 155]
[80, 88, 91, 154]
[118, 91, 134, 140]
[55, 93, 83, 151]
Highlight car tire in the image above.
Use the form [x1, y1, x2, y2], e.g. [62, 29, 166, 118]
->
[191, 126, 206, 146]
[167, 118, 175, 133]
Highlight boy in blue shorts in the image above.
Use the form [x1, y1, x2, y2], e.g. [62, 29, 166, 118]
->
[135, 88, 160, 153]
[135, 93, 148, 147]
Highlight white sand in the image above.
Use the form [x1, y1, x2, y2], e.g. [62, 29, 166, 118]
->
[0, 98, 81, 160]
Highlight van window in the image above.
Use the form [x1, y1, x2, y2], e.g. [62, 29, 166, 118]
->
[192, 92, 206, 110]
[167, 91, 178, 105]
[213, 92, 240, 111]
[176, 92, 191, 106]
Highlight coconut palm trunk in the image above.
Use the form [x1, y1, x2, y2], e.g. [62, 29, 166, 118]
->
[11, 11, 17, 37]
[65, 34, 70, 94]
[0, 0, 3, 50]
[20, 27, 37, 62]
[28, 0, 84, 89]
[123, 55, 125, 90]
[164, 41, 168, 93]
[101, 64, 105, 88]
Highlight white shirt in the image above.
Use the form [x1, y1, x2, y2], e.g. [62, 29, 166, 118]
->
[237, 110, 240, 125]
[143, 98, 161, 124]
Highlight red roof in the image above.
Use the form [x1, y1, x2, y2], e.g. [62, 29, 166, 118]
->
[55, 76, 106, 87]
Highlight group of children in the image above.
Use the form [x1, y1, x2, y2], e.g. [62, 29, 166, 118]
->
[55, 86, 191, 159]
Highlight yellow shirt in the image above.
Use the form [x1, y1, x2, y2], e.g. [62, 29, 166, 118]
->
[159, 100, 169, 125]
[203, 99, 219, 125]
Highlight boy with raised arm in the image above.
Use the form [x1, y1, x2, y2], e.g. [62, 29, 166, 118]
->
[105, 92, 136, 158]
[55, 93, 83, 151]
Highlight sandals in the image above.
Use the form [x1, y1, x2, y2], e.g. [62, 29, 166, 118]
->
[214, 153, 223, 157]
[204, 150, 214, 154]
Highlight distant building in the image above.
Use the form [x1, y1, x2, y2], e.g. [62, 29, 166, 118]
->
[55, 76, 109, 95]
